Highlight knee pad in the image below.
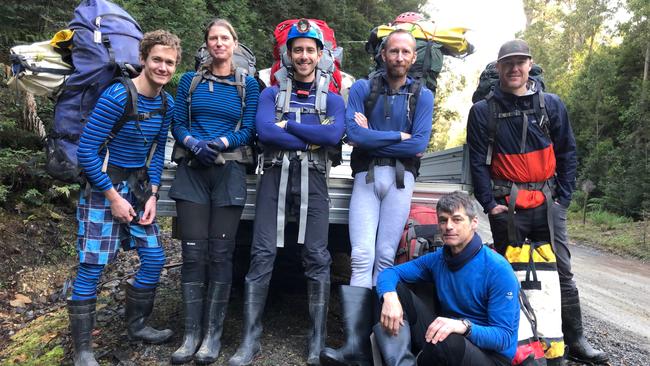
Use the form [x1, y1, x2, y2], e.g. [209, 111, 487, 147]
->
[208, 238, 236, 262]
[181, 240, 208, 283]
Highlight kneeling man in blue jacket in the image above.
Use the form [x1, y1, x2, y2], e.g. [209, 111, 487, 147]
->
[376, 191, 520, 366]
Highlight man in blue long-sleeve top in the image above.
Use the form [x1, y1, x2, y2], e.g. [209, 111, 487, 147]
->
[321, 29, 433, 366]
[68, 31, 181, 366]
[375, 191, 519, 366]
[229, 19, 345, 366]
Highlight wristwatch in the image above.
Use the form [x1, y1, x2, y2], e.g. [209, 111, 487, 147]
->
[461, 318, 472, 337]
[151, 191, 160, 201]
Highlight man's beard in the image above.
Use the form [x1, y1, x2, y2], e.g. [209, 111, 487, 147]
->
[386, 64, 410, 79]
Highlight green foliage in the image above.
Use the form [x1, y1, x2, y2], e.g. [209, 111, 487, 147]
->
[588, 209, 632, 229]
[429, 61, 466, 152]
[0, 185, 9, 204]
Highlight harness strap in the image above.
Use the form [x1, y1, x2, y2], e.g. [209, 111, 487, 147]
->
[499, 179, 556, 249]
[365, 158, 405, 189]
[276, 152, 291, 248]
[298, 152, 309, 244]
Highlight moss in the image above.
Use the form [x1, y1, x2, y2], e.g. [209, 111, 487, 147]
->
[0, 309, 67, 366]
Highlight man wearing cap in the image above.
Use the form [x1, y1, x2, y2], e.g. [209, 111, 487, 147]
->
[228, 19, 345, 366]
[467, 39, 608, 364]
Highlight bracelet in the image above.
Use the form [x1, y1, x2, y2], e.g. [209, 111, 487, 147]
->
[151, 192, 160, 201]
[461, 318, 472, 337]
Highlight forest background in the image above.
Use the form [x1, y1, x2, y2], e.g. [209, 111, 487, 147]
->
[0, 0, 648, 232]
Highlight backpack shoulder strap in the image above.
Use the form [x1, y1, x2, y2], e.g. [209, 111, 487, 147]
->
[275, 70, 293, 121]
[406, 79, 422, 126]
[485, 91, 498, 166]
[314, 69, 331, 122]
[186, 71, 205, 130]
[98, 78, 138, 153]
[233, 67, 249, 132]
[534, 89, 551, 139]
[363, 73, 384, 117]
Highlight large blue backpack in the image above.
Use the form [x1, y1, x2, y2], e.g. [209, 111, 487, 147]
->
[46, 0, 143, 183]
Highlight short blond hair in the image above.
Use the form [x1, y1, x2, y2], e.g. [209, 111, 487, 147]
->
[140, 30, 182, 64]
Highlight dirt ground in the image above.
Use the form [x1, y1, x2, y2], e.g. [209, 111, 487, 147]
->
[0, 212, 649, 365]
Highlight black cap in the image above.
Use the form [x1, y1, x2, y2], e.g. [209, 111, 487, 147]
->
[497, 39, 531, 61]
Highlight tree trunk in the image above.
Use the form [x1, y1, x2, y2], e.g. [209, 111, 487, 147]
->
[21, 92, 46, 139]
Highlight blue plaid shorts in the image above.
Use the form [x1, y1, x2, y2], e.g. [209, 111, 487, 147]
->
[76, 181, 160, 265]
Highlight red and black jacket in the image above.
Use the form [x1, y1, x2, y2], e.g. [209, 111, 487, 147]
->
[467, 80, 577, 213]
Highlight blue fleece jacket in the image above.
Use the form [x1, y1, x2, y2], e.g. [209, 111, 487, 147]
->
[376, 234, 520, 360]
[255, 81, 345, 150]
[345, 76, 433, 158]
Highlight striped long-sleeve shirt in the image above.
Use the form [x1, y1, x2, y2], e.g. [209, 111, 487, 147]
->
[77, 82, 173, 191]
[171, 71, 259, 148]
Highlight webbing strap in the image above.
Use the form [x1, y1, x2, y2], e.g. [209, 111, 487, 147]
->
[486, 94, 497, 165]
[504, 180, 556, 249]
[395, 160, 406, 189]
[276, 152, 290, 248]
[365, 158, 405, 189]
[298, 153, 309, 244]
[366, 159, 376, 185]
[521, 242, 542, 290]
[520, 113, 529, 154]
[507, 183, 519, 245]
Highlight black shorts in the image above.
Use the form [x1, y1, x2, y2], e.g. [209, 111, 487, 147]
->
[168, 159, 247, 206]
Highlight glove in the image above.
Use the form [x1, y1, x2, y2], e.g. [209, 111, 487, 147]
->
[208, 138, 227, 152]
[185, 136, 219, 166]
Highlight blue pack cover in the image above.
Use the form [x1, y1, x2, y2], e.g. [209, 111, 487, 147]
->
[47, 0, 143, 183]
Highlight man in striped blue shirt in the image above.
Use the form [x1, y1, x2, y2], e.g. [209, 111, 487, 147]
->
[67, 30, 181, 366]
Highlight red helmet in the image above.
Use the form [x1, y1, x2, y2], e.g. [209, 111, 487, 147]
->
[394, 12, 424, 24]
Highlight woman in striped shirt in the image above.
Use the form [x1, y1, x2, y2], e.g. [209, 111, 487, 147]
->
[169, 19, 259, 365]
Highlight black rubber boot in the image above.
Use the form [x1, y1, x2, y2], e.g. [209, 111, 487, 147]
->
[67, 298, 100, 366]
[372, 322, 416, 366]
[561, 290, 608, 364]
[124, 279, 173, 344]
[319, 285, 373, 366]
[171, 282, 204, 364]
[307, 281, 330, 366]
[194, 282, 231, 364]
[228, 281, 269, 366]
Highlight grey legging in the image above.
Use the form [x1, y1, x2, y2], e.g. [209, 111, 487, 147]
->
[349, 166, 415, 289]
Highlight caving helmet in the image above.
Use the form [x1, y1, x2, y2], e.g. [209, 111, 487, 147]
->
[286, 19, 324, 50]
[394, 12, 425, 24]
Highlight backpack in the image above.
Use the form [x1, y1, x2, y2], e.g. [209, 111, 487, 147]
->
[269, 19, 343, 93]
[366, 21, 444, 93]
[395, 204, 442, 265]
[471, 61, 546, 103]
[45, 0, 147, 184]
[506, 240, 565, 364]
[472, 61, 550, 166]
[7, 30, 74, 97]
